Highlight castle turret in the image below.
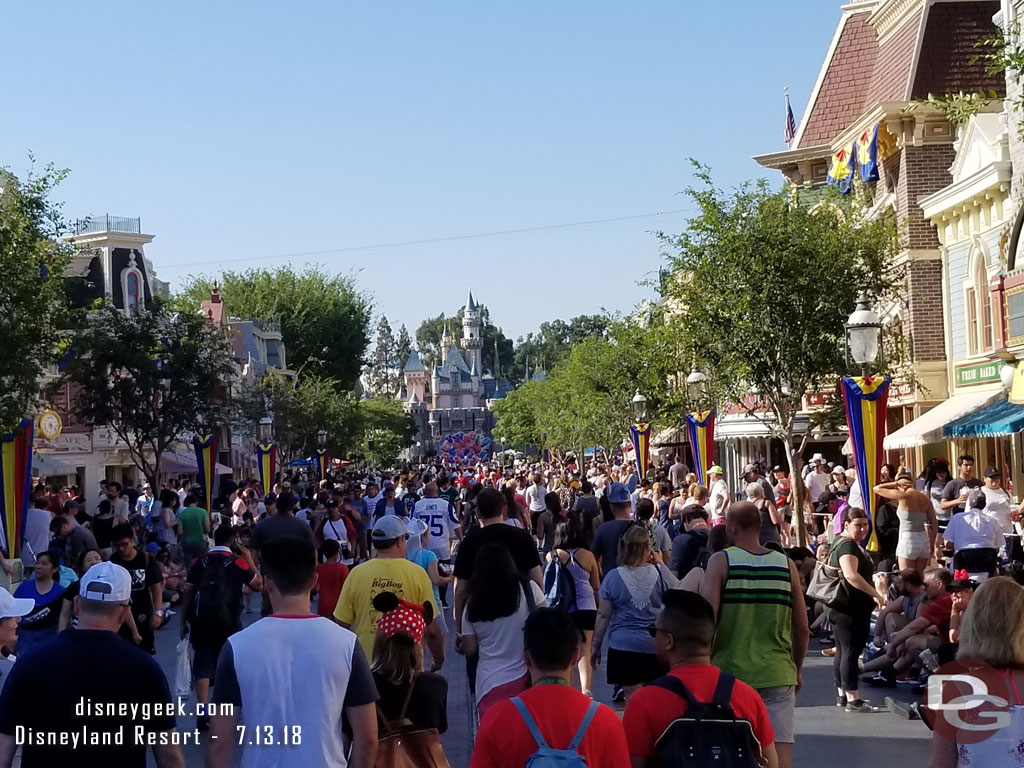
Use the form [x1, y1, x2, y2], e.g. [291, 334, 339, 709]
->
[440, 322, 453, 363]
[462, 288, 483, 376]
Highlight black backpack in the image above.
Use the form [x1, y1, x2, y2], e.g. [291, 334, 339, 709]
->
[542, 549, 578, 613]
[648, 673, 762, 768]
[191, 555, 236, 635]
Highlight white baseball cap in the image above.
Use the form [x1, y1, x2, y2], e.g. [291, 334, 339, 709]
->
[79, 561, 132, 605]
[0, 587, 33, 620]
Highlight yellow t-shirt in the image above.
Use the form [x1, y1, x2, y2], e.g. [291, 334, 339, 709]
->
[334, 556, 440, 656]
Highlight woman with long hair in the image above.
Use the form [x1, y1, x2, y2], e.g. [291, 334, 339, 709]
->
[927, 577, 1024, 767]
[547, 514, 601, 696]
[536, 491, 565, 558]
[500, 483, 528, 529]
[459, 543, 546, 719]
[371, 591, 448, 734]
[590, 525, 678, 702]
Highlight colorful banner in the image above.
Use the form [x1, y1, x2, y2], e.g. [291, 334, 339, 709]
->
[630, 423, 652, 479]
[315, 448, 329, 479]
[0, 419, 33, 557]
[841, 376, 891, 553]
[256, 442, 276, 497]
[192, 434, 218, 513]
[827, 143, 855, 194]
[685, 410, 716, 482]
[855, 123, 879, 182]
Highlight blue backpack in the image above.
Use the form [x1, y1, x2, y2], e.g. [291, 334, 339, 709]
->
[542, 549, 577, 613]
[512, 697, 599, 768]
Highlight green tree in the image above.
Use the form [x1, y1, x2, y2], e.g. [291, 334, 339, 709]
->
[178, 266, 371, 388]
[234, 373, 360, 469]
[661, 169, 903, 544]
[395, 324, 413, 374]
[415, 306, 513, 374]
[63, 300, 235, 485]
[365, 315, 399, 399]
[357, 398, 417, 465]
[509, 315, 611, 384]
[0, 165, 74, 433]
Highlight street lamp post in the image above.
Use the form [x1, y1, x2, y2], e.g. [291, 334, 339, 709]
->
[316, 429, 328, 480]
[845, 293, 882, 377]
[630, 389, 651, 481]
[256, 416, 275, 495]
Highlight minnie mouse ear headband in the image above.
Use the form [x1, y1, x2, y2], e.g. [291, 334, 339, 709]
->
[372, 591, 433, 643]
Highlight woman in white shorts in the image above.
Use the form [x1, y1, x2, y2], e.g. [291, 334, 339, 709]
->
[875, 472, 937, 574]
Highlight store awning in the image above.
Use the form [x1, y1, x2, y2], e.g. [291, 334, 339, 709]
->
[31, 452, 74, 476]
[160, 451, 232, 475]
[944, 398, 1024, 439]
[883, 390, 1004, 450]
[652, 427, 685, 446]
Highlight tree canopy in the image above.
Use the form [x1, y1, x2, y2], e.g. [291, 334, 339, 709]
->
[0, 165, 73, 433]
[509, 315, 610, 384]
[178, 266, 372, 388]
[358, 398, 417, 465]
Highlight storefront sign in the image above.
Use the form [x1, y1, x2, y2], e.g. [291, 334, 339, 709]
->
[1010, 362, 1024, 405]
[955, 361, 1001, 388]
[37, 432, 92, 454]
[92, 427, 122, 449]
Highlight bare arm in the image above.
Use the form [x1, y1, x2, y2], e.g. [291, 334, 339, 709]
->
[426, 560, 453, 587]
[453, 578, 468, 635]
[0, 733, 14, 768]
[345, 702, 378, 768]
[767, 501, 781, 527]
[590, 599, 614, 667]
[926, 730, 958, 768]
[425, 618, 445, 672]
[152, 740, 184, 768]
[925, 501, 938, 549]
[761, 743, 779, 768]
[788, 560, 809, 693]
[873, 483, 904, 501]
[205, 711, 238, 767]
[527, 564, 542, 588]
[699, 551, 729, 617]
[58, 598, 73, 632]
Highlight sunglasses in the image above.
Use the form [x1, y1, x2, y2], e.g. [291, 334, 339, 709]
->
[646, 624, 670, 638]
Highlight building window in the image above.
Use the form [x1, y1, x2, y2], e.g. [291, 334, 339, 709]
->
[1008, 288, 1024, 344]
[982, 282, 994, 351]
[967, 286, 978, 355]
[966, 255, 994, 355]
[125, 271, 141, 315]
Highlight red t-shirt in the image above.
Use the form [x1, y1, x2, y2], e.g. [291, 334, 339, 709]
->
[622, 664, 775, 759]
[314, 561, 350, 618]
[921, 592, 953, 639]
[470, 684, 629, 768]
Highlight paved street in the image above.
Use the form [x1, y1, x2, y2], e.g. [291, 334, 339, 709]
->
[151, 600, 932, 767]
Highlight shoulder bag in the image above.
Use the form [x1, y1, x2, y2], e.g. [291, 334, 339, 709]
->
[375, 674, 451, 768]
[806, 560, 851, 613]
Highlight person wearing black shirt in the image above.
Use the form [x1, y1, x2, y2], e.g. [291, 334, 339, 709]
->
[249, 492, 315, 616]
[109, 524, 164, 654]
[589, 483, 634, 576]
[940, 454, 982, 519]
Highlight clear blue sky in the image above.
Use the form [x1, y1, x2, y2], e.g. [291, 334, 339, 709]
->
[3, 1, 839, 342]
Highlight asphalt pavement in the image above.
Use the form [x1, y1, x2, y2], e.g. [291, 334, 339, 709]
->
[150, 600, 932, 767]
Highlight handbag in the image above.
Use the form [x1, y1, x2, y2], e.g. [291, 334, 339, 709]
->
[375, 674, 451, 768]
[806, 560, 851, 613]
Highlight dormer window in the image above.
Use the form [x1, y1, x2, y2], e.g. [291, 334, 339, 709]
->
[120, 252, 145, 316]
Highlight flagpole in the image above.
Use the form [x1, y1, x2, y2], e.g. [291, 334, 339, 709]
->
[785, 87, 792, 148]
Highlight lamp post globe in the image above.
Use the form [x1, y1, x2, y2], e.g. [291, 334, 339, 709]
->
[845, 293, 881, 376]
[257, 416, 273, 443]
[685, 368, 708, 400]
[317, 429, 327, 447]
[631, 389, 649, 423]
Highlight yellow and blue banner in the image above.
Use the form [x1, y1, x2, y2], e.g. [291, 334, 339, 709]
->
[256, 442, 276, 496]
[315, 448, 329, 479]
[827, 143, 855, 194]
[630, 423, 652, 480]
[193, 434, 218, 513]
[841, 376, 890, 552]
[685, 410, 716, 482]
[855, 124, 879, 182]
[0, 419, 33, 557]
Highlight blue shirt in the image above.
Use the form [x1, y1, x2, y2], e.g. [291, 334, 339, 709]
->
[598, 565, 671, 654]
[411, 548, 442, 609]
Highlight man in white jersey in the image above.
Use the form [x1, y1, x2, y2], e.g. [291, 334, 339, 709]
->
[412, 482, 461, 604]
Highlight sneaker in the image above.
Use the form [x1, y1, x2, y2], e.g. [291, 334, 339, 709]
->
[611, 685, 625, 703]
[911, 702, 933, 729]
[863, 672, 896, 688]
[919, 649, 940, 673]
[821, 647, 836, 657]
[836, 695, 848, 708]
[845, 698, 879, 713]
[885, 696, 919, 720]
[895, 673, 916, 685]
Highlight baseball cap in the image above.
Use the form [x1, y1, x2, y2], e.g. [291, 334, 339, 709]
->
[742, 463, 757, 474]
[0, 587, 34, 620]
[707, 465, 724, 477]
[79, 562, 132, 605]
[985, 467, 1001, 478]
[372, 515, 409, 542]
[832, 465, 846, 475]
[772, 465, 785, 473]
[606, 482, 631, 505]
[145, 542, 161, 553]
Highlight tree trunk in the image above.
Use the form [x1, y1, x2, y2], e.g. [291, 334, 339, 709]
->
[783, 431, 808, 548]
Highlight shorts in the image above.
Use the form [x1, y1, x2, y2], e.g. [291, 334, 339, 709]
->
[477, 672, 529, 721]
[571, 609, 597, 633]
[606, 648, 667, 687]
[191, 639, 226, 683]
[896, 531, 931, 560]
[757, 685, 795, 744]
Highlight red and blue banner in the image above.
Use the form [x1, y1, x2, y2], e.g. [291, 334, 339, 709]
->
[315, 448, 329, 479]
[0, 419, 33, 557]
[630, 423, 652, 480]
[685, 410, 716, 482]
[256, 442, 276, 497]
[193, 434, 218, 513]
[841, 376, 890, 552]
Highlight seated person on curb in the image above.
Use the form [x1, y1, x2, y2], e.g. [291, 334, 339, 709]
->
[470, 608, 629, 768]
[863, 567, 951, 687]
[623, 589, 778, 768]
[872, 569, 925, 650]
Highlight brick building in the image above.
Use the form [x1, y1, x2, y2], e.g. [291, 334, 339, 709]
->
[754, 0, 1005, 475]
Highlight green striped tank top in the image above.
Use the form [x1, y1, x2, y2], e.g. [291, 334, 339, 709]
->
[710, 546, 797, 689]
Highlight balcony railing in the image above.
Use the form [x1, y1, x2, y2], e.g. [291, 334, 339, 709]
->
[72, 215, 141, 235]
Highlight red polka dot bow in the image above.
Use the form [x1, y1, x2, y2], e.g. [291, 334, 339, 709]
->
[377, 599, 427, 644]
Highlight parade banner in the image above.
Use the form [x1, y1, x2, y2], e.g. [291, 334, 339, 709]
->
[0, 419, 32, 556]
[193, 434, 218, 513]
[315, 448, 329, 479]
[685, 410, 716, 482]
[841, 376, 890, 552]
[827, 143, 855, 194]
[256, 442, 276, 496]
[630, 423, 652, 479]
[855, 123, 879, 182]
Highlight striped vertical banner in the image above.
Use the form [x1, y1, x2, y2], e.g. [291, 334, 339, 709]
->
[841, 376, 890, 553]
[315, 448, 329, 479]
[192, 434, 218, 512]
[0, 419, 33, 557]
[630, 423, 652, 479]
[256, 443, 276, 497]
[685, 410, 716, 482]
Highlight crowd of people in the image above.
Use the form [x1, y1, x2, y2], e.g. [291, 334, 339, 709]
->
[1, 449, 1023, 767]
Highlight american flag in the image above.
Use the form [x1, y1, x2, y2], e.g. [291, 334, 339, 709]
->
[784, 94, 797, 146]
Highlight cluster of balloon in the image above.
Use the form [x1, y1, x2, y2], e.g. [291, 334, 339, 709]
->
[439, 431, 492, 465]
